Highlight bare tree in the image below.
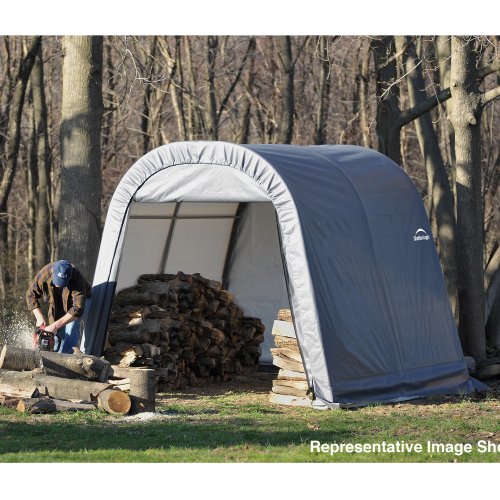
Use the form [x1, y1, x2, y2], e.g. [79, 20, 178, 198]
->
[28, 39, 52, 272]
[58, 36, 103, 282]
[0, 37, 41, 248]
[371, 36, 402, 164]
[314, 36, 336, 145]
[449, 36, 500, 360]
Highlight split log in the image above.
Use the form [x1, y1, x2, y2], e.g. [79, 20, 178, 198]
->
[277, 309, 293, 322]
[0, 368, 113, 401]
[272, 320, 296, 338]
[272, 355, 305, 373]
[277, 369, 307, 381]
[108, 378, 131, 391]
[108, 377, 130, 386]
[118, 347, 141, 367]
[273, 336, 299, 350]
[0, 345, 110, 382]
[270, 347, 303, 363]
[129, 368, 156, 414]
[97, 389, 131, 415]
[108, 328, 151, 345]
[108, 365, 143, 379]
[272, 384, 308, 397]
[104, 272, 265, 391]
[17, 397, 96, 414]
[0, 384, 45, 398]
[272, 379, 309, 391]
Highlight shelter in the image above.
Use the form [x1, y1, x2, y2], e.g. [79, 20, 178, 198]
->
[83, 141, 483, 408]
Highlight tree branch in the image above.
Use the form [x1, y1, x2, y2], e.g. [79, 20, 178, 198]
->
[393, 58, 500, 131]
[394, 87, 451, 130]
[217, 37, 254, 123]
[377, 36, 417, 70]
[478, 59, 500, 80]
[481, 85, 500, 107]
[486, 243, 500, 291]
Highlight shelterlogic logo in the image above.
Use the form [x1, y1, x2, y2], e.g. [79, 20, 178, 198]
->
[413, 228, 431, 242]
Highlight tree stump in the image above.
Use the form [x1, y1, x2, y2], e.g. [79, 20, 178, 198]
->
[129, 368, 156, 414]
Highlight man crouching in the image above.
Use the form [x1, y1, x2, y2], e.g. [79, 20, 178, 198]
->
[26, 260, 92, 353]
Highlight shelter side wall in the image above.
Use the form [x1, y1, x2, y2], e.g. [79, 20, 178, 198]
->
[248, 145, 468, 404]
[226, 202, 290, 363]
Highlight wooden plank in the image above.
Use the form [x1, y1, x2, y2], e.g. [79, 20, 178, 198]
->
[277, 369, 307, 381]
[270, 347, 303, 363]
[268, 391, 311, 407]
[273, 336, 299, 349]
[272, 320, 296, 338]
[272, 379, 309, 391]
[272, 384, 308, 397]
[272, 355, 305, 373]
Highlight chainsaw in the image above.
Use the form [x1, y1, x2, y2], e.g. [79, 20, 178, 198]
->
[33, 324, 62, 352]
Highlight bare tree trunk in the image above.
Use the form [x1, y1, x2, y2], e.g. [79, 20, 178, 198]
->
[0, 36, 41, 251]
[184, 37, 202, 141]
[314, 36, 332, 145]
[30, 41, 52, 270]
[396, 36, 459, 319]
[486, 238, 500, 349]
[278, 36, 295, 144]
[140, 64, 153, 153]
[236, 37, 256, 144]
[206, 36, 219, 140]
[139, 37, 168, 152]
[436, 36, 456, 169]
[371, 36, 402, 165]
[486, 291, 500, 349]
[160, 36, 189, 141]
[27, 102, 36, 280]
[357, 38, 372, 149]
[59, 36, 103, 282]
[449, 36, 485, 360]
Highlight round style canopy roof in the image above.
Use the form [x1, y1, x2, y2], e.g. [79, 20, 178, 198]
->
[84, 141, 480, 407]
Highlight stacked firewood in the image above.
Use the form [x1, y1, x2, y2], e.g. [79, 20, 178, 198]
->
[269, 309, 311, 407]
[103, 272, 265, 391]
[0, 344, 145, 414]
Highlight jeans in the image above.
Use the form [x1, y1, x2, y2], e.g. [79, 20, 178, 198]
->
[58, 298, 92, 354]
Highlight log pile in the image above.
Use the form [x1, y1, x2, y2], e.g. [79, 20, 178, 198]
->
[0, 344, 141, 415]
[103, 272, 265, 391]
[268, 309, 311, 407]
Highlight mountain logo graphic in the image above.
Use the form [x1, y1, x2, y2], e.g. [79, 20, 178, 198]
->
[413, 228, 430, 242]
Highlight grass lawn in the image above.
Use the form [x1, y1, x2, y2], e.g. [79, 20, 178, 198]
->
[0, 372, 499, 463]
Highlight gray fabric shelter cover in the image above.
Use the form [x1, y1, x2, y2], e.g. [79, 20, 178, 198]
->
[83, 141, 482, 407]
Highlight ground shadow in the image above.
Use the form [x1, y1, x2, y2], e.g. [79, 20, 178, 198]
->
[0, 416, 353, 458]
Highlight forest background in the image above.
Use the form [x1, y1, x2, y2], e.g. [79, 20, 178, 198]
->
[0, 33, 499, 366]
